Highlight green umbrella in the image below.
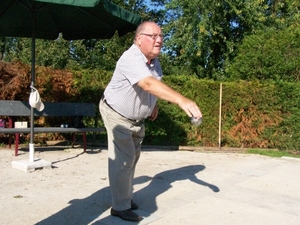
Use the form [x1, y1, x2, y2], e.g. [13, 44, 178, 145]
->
[0, 0, 142, 162]
[1, 0, 141, 39]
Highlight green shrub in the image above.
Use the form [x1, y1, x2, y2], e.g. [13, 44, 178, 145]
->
[40, 69, 300, 151]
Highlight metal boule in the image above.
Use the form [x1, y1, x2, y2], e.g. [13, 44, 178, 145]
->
[191, 117, 202, 126]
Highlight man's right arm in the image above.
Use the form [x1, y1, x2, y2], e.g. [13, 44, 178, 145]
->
[137, 76, 202, 118]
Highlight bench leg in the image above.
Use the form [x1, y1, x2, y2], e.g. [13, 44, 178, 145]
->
[8, 134, 12, 149]
[83, 132, 87, 152]
[15, 133, 20, 156]
[8, 117, 13, 150]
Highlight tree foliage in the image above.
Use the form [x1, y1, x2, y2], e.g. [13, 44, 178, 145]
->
[225, 26, 300, 81]
[162, 0, 267, 79]
[0, 0, 299, 81]
[3, 36, 70, 69]
[225, 0, 300, 81]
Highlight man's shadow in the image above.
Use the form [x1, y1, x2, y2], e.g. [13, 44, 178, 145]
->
[133, 164, 219, 215]
[36, 165, 219, 224]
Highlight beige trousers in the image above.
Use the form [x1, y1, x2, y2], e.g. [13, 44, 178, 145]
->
[99, 98, 145, 211]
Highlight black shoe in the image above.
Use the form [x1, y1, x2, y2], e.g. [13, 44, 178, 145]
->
[131, 200, 139, 210]
[111, 208, 143, 222]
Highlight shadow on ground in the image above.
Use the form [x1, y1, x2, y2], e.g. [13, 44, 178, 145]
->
[36, 165, 219, 224]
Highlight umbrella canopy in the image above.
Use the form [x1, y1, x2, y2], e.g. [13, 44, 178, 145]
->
[0, 0, 141, 162]
[0, 0, 142, 39]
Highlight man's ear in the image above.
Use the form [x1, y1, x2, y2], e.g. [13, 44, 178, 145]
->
[136, 35, 142, 46]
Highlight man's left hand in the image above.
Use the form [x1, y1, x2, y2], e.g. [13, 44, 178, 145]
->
[148, 104, 158, 121]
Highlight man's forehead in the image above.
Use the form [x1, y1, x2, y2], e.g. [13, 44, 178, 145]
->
[146, 25, 161, 32]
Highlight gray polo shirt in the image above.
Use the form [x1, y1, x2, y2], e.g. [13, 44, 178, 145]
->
[104, 44, 163, 120]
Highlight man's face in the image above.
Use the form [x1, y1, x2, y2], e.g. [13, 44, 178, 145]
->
[136, 24, 163, 61]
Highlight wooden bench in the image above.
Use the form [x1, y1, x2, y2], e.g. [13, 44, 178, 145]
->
[0, 100, 105, 156]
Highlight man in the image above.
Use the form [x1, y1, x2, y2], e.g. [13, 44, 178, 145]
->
[99, 21, 202, 222]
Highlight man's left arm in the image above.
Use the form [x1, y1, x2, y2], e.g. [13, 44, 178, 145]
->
[148, 103, 158, 121]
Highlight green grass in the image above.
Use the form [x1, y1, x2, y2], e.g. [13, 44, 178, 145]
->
[247, 148, 300, 158]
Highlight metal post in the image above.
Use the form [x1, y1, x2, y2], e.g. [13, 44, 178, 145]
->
[29, 10, 36, 162]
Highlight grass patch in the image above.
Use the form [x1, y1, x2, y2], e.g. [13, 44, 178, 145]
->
[247, 148, 300, 158]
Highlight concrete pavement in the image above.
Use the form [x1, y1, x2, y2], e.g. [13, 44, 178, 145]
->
[1, 147, 299, 224]
[93, 152, 300, 225]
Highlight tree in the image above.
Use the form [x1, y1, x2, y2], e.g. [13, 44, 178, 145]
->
[225, 25, 300, 81]
[2, 36, 70, 69]
[264, 0, 300, 28]
[224, 0, 300, 81]
[162, 0, 266, 79]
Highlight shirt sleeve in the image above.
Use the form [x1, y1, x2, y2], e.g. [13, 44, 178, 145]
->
[117, 51, 152, 85]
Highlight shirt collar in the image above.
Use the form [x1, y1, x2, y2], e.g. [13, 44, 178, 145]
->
[132, 44, 156, 67]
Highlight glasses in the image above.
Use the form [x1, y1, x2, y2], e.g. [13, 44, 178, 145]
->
[139, 33, 164, 40]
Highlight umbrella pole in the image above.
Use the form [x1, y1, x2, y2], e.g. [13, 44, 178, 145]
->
[29, 11, 36, 163]
[29, 41, 35, 162]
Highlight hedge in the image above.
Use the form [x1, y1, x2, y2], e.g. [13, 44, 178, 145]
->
[73, 70, 300, 151]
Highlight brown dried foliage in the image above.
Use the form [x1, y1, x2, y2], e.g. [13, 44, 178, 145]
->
[0, 61, 30, 100]
[227, 107, 283, 148]
[0, 61, 76, 143]
[0, 61, 75, 101]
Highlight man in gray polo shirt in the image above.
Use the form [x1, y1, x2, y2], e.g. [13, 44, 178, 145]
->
[100, 21, 202, 222]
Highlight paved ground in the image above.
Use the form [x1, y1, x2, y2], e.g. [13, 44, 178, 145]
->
[1, 145, 299, 224]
